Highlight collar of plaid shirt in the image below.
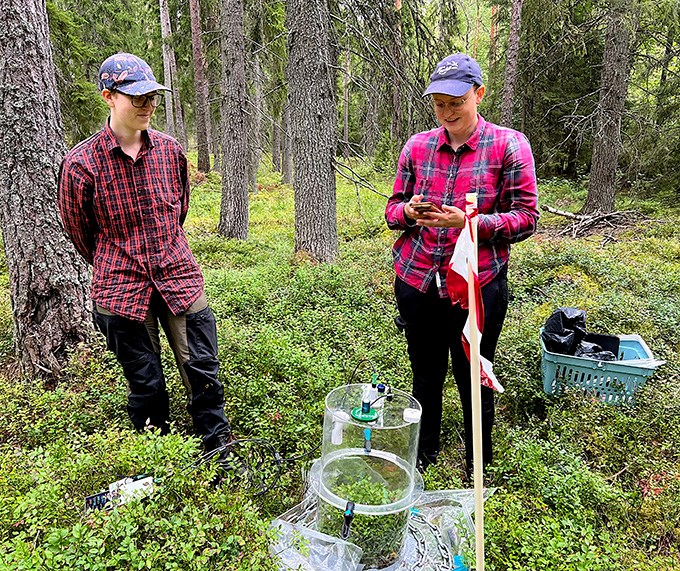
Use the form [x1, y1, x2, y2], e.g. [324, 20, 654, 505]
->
[385, 115, 539, 298]
[58, 121, 204, 321]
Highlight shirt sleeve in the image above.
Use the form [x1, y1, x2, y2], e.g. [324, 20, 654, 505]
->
[178, 147, 190, 227]
[57, 157, 96, 264]
[478, 132, 539, 244]
[385, 137, 418, 230]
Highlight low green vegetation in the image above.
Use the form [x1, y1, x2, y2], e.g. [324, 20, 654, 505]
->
[0, 165, 678, 570]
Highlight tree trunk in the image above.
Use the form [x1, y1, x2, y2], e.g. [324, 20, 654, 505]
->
[0, 0, 91, 377]
[272, 115, 282, 173]
[343, 45, 350, 159]
[160, 0, 187, 149]
[500, 0, 524, 127]
[189, 0, 211, 172]
[489, 5, 499, 78]
[212, 115, 221, 174]
[363, 89, 380, 156]
[170, 51, 188, 151]
[286, 0, 338, 263]
[281, 102, 293, 184]
[391, 0, 404, 145]
[250, 51, 265, 193]
[218, 0, 249, 239]
[584, 0, 634, 215]
[656, 23, 675, 124]
[159, 0, 176, 138]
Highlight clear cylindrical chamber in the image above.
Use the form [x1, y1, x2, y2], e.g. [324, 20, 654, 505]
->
[311, 383, 423, 568]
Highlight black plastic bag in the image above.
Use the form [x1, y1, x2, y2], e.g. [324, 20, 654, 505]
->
[574, 340, 617, 361]
[541, 307, 587, 355]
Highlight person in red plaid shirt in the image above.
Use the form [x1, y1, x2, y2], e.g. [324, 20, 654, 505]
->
[58, 53, 233, 459]
[386, 53, 539, 474]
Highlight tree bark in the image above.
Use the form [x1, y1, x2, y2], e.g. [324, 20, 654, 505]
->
[489, 5, 499, 78]
[363, 89, 380, 156]
[159, 0, 187, 149]
[0, 0, 91, 377]
[391, 0, 404, 145]
[218, 0, 249, 239]
[500, 0, 524, 127]
[272, 116, 282, 172]
[159, 0, 176, 138]
[281, 102, 293, 184]
[250, 51, 265, 193]
[189, 0, 211, 172]
[343, 45, 350, 159]
[286, 0, 338, 263]
[584, 0, 634, 215]
[211, 115, 221, 174]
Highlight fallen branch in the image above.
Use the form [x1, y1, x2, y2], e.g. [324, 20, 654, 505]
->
[541, 204, 587, 220]
[541, 204, 644, 238]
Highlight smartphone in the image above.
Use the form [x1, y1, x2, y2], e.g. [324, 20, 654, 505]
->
[411, 201, 435, 212]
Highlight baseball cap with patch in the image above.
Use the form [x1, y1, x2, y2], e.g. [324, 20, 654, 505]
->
[98, 53, 169, 95]
[423, 53, 483, 98]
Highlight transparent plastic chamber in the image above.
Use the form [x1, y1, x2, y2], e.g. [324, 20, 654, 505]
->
[308, 383, 423, 569]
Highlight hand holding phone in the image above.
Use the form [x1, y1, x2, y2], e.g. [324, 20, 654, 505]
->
[411, 201, 435, 213]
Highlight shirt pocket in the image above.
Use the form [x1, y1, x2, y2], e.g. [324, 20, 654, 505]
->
[154, 176, 182, 220]
[94, 175, 137, 234]
[475, 165, 503, 213]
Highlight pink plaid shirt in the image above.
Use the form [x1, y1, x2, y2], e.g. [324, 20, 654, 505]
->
[386, 115, 538, 296]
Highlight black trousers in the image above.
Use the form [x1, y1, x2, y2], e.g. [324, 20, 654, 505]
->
[93, 292, 231, 448]
[395, 266, 508, 467]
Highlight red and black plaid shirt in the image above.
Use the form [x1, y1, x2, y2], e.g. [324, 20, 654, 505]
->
[58, 121, 203, 321]
[386, 115, 539, 296]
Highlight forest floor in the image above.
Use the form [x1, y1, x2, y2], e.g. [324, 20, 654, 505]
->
[0, 163, 678, 570]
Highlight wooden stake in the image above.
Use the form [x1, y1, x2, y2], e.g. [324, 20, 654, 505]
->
[466, 192, 485, 571]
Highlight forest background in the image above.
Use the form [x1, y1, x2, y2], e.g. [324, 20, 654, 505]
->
[0, 0, 679, 569]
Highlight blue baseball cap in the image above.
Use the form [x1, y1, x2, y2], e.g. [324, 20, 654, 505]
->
[423, 53, 483, 98]
[98, 53, 169, 95]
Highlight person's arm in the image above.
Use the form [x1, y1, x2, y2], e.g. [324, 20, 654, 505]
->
[178, 147, 190, 227]
[477, 132, 539, 244]
[385, 138, 418, 230]
[57, 158, 96, 264]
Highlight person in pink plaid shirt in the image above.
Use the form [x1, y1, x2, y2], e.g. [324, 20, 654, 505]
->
[385, 53, 539, 474]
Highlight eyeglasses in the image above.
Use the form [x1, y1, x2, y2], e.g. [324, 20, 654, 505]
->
[117, 92, 163, 108]
[434, 96, 470, 110]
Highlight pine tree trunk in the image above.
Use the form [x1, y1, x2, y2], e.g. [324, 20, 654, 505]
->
[343, 46, 350, 159]
[286, 0, 338, 263]
[500, 0, 524, 127]
[218, 0, 249, 239]
[250, 52, 265, 193]
[489, 5, 499, 77]
[159, 0, 176, 138]
[281, 102, 293, 184]
[272, 116, 282, 173]
[584, 0, 634, 215]
[391, 1, 404, 145]
[159, 0, 187, 149]
[169, 52, 188, 150]
[363, 90, 379, 156]
[212, 115, 221, 174]
[656, 23, 675, 123]
[189, 0, 211, 172]
[0, 0, 91, 377]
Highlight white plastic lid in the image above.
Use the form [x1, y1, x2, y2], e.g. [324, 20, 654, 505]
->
[403, 407, 422, 424]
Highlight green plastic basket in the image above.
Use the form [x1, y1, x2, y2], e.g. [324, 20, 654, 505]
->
[540, 331, 663, 405]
